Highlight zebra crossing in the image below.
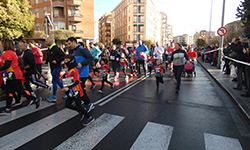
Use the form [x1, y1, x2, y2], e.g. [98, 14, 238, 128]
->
[0, 102, 245, 150]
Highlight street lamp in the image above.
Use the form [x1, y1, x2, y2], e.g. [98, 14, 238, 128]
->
[217, 0, 226, 69]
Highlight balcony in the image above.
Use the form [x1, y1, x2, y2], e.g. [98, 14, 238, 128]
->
[68, 14, 83, 22]
[74, 30, 83, 37]
[53, 15, 65, 22]
[68, 0, 82, 6]
[52, 0, 64, 7]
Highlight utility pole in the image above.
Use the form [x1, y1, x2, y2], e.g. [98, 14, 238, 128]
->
[208, 0, 213, 46]
[217, 0, 226, 69]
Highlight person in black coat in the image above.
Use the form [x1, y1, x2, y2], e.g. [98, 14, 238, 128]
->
[20, 40, 51, 95]
[44, 37, 66, 102]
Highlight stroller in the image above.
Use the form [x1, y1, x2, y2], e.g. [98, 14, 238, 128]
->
[183, 60, 196, 77]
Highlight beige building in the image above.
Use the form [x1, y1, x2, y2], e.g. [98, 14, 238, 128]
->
[110, 0, 161, 44]
[29, 0, 94, 40]
[173, 34, 193, 46]
[98, 13, 112, 47]
[167, 24, 173, 45]
[160, 12, 167, 46]
[199, 30, 215, 43]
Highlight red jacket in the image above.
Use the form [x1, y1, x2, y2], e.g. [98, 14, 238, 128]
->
[120, 58, 128, 67]
[31, 47, 43, 64]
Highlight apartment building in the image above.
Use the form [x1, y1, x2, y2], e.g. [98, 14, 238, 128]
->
[199, 30, 215, 43]
[110, 0, 161, 44]
[173, 34, 193, 46]
[98, 13, 112, 47]
[29, 0, 94, 40]
[167, 24, 173, 45]
[160, 12, 167, 46]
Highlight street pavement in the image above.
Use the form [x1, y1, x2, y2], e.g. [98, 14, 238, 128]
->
[198, 58, 250, 121]
[0, 63, 250, 150]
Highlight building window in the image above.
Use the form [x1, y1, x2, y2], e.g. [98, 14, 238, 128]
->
[44, 0, 47, 2]
[36, 9, 39, 18]
[129, 26, 130, 31]
[44, 7, 47, 14]
[54, 8, 59, 17]
[71, 7, 75, 16]
[35, 0, 38, 4]
[36, 23, 40, 31]
[129, 7, 130, 12]
[72, 25, 76, 31]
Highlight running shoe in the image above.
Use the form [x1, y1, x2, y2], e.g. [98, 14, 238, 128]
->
[79, 112, 85, 121]
[111, 83, 114, 89]
[62, 93, 67, 99]
[90, 84, 96, 90]
[0, 109, 11, 116]
[83, 116, 95, 126]
[13, 101, 22, 107]
[28, 100, 34, 106]
[46, 95, 57, 102]
[85, 103, 95, 113]
[97, 89, 103, 94]
[35, 97, 42, 109]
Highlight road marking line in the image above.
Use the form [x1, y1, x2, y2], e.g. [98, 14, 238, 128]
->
[99, 76, 148, 106]
[0, 109, 78, 150]
[204, 133, 243, 150]
[0, 101, 55, 125]
[130, 122, 174, 150]
[94, 76, 145, 105]
[54, 113, 124, 150]
[0, 97, 27, 108]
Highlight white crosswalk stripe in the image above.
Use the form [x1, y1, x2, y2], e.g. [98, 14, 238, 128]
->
[130, 122, 174, 150]
[0, 109, 78, 150]
[0, 101, 54, 125]
[54, 113, 124, 150]
[204, 133, 243, 150]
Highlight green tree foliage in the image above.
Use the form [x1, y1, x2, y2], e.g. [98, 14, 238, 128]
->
[125, 40, 132, 43]
[52, 30, 75, 40]
[32, 31, 46, 38]
[112, 38, 121, 45]
[196, 39, 206, 48]
[0, 0, 35, 39]
[95, 42, 102, 48]
[236, 0, 250, 37]
[144, 40, 155, 48]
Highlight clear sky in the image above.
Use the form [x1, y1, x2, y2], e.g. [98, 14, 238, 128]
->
[94, 0, 242, 39]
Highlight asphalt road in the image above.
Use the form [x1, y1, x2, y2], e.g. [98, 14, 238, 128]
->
[0, 63, 250, 150]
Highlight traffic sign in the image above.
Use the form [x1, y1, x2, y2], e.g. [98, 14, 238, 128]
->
[217, 27, 228, 36]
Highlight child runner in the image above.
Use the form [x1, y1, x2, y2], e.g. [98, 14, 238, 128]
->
[154, 59, 165, 91]
[62, 55, 95, 126]
[130, 55, 137, 76]
[97, 58, 114, 94]
[147, 55, 154, 75]
[120, 53, 129, 79]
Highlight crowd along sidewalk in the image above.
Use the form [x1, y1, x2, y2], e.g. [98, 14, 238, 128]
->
[198, 58, 250, 122]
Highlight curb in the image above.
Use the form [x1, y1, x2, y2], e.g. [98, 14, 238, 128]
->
[197, 59, 250, 122]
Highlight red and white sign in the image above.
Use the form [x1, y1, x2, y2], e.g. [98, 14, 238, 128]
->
[217, 27, 228, 36]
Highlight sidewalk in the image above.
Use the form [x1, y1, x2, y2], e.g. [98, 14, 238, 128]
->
[198, 58, 250, 122]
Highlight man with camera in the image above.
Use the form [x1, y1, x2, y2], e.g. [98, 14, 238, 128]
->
[231, 35, 247, 90]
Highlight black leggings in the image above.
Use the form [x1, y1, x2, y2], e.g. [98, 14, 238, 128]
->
[80, 77, 91, 105]
[156, 76, 164, 87]
[65, 96, 90, 118]
[100, 76, 112, 90]
[137, 60, 147, 75]
[5, 79, 36, 109]
[24, 73, 49, 92]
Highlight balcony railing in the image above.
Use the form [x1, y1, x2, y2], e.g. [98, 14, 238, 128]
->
[68, 14, 83, 22]
[68, 0, 82, 6]
[74, 30, 83, 37]
[52, 0, 64, 1]
[53, 14, 65, 18]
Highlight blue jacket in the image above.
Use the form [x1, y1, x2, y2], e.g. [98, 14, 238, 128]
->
[90, 46, 101, 59]
[73, 45, 94, 78]
[136, 44, 149, 60]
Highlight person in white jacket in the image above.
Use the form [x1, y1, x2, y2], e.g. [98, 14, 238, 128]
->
[153, 42, 164, 63]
